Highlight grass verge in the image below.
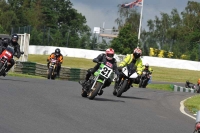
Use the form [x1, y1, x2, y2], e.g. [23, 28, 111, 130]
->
[184, 95, 200, 114]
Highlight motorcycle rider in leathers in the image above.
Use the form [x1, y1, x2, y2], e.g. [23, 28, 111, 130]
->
[47, 48, 63, 77]
[79, 48, 119, 95]
[114, 47, 143, 89]
[140, 63, 153, 84]
[0, 34, 21, 76]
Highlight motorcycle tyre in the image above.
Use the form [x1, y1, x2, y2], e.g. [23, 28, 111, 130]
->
[88, 82, 102, 100]
[117, 80, 128, 97]
[139, 79, 143, 88]
[196, 86, 200, 93]
[142, 80, 148, 88]
[47, 68, 53, 79]
[0, 62, 5, 75]
[113, 82, 118, 96]
[81, 89, 87, 97]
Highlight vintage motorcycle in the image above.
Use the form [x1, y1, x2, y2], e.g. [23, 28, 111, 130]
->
[81, 62, 113, 100]
[113, 65, 138, 97]
[139, 70, 151, 88]
[47, 58, 58, 80]
[0, 45, 23, 76]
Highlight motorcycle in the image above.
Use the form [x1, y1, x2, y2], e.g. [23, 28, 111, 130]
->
[139, 70, 151, 88]
[81, 62, 113, 100]
[0, 45, 23, 76]
[185, 81, 196, 89]
[113, 65, 138, 97]
[47, 58, 58, 80]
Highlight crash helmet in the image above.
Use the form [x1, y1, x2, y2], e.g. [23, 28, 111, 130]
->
[144, 63, 149, 69]
[11, 33, 19, 44]
[133, 47, 142, 59]
[55, 48, 61, 56]
[105, 48, 114, 60]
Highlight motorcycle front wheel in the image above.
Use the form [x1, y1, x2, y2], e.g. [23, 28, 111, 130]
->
[0, 62, 6, 75]
[139, 79, 143, 88]
[81, 90, 87, 97]
[88, 82, 102, 100]
[117, 80, 128, 97]
[47, 68, 53, 79]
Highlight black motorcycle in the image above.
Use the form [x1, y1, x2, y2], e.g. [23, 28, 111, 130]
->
[185, 81, 196, 89]
[139, 70, 151, 88]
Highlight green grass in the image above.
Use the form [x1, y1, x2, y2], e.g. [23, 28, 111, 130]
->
[8, 72, 45, 79]
[146, 84, 174, 91]
[28, 54, 200, 83]
[184, 95, 200, 114]
[26, 54, 200, 113]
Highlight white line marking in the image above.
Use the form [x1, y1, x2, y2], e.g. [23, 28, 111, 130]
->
[180, 97, 196, 120]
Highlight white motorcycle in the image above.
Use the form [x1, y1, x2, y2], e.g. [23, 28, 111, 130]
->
[113, 65, 138, 97]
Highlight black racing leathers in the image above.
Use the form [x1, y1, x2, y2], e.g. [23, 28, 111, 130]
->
[85, 53, 119, 88]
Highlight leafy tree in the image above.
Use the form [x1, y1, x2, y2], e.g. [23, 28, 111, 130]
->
[111, 24, 138, 54]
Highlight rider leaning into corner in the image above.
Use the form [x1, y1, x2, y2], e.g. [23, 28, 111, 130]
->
[79, 48, 120, 95]
[0, 34, 21, 76]
[114, 47, 143, 89]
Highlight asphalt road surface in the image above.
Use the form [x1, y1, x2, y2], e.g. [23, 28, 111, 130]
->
[0, 76, 196, 133]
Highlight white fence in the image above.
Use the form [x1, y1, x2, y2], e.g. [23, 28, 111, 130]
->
[28, 45, 200, 71]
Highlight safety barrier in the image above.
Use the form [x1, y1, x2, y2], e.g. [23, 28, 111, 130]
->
[14, 61, 87, 81]
[173, 85, 196, 93]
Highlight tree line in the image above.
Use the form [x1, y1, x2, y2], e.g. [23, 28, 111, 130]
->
[0, 0, 199, 60]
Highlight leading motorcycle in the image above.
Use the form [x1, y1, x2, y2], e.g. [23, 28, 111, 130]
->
[113, 65, 138, 97]
[81, 62, 113, 100]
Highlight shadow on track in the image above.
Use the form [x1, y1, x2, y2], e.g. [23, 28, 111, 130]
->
[0, 77, 30, 83]
[94, 97, 125, 102]
[120, 96, 150, 100]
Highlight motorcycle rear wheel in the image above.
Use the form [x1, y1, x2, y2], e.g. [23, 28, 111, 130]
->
[88, 82, 102, 100]
[117, 80, 127, 97]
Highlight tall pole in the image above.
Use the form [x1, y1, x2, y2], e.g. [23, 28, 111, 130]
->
[137, 0, 144, 46]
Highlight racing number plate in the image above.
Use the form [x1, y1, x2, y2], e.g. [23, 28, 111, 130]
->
[100, 65, 113, 78]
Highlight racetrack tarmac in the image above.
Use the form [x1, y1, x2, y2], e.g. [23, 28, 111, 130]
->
[0, 76, 196, 133]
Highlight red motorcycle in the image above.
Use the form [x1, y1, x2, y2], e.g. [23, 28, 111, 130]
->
[0, 45, 23, 76]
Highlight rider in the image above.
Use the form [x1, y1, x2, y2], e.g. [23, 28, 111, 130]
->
[0, 38, 10, 53]
[115, 47, 143, 88]
[47, 48, 63, 77]
[1, 34, 22, 76]
[140, 63, 153, 83]
[79, 48, 119, 95]
[142, 63, 153, 74]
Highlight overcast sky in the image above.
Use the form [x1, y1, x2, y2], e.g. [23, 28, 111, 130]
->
[71, 0, 199, 32]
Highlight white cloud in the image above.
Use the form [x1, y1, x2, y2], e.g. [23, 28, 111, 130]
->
[73, 2, 118, 32]
[72, 0, 200, 32]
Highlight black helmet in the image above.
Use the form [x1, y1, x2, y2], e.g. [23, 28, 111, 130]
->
[2, 38, 10, 45]
[11, 33, 19, 43]
[55, 48, 60, 56]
